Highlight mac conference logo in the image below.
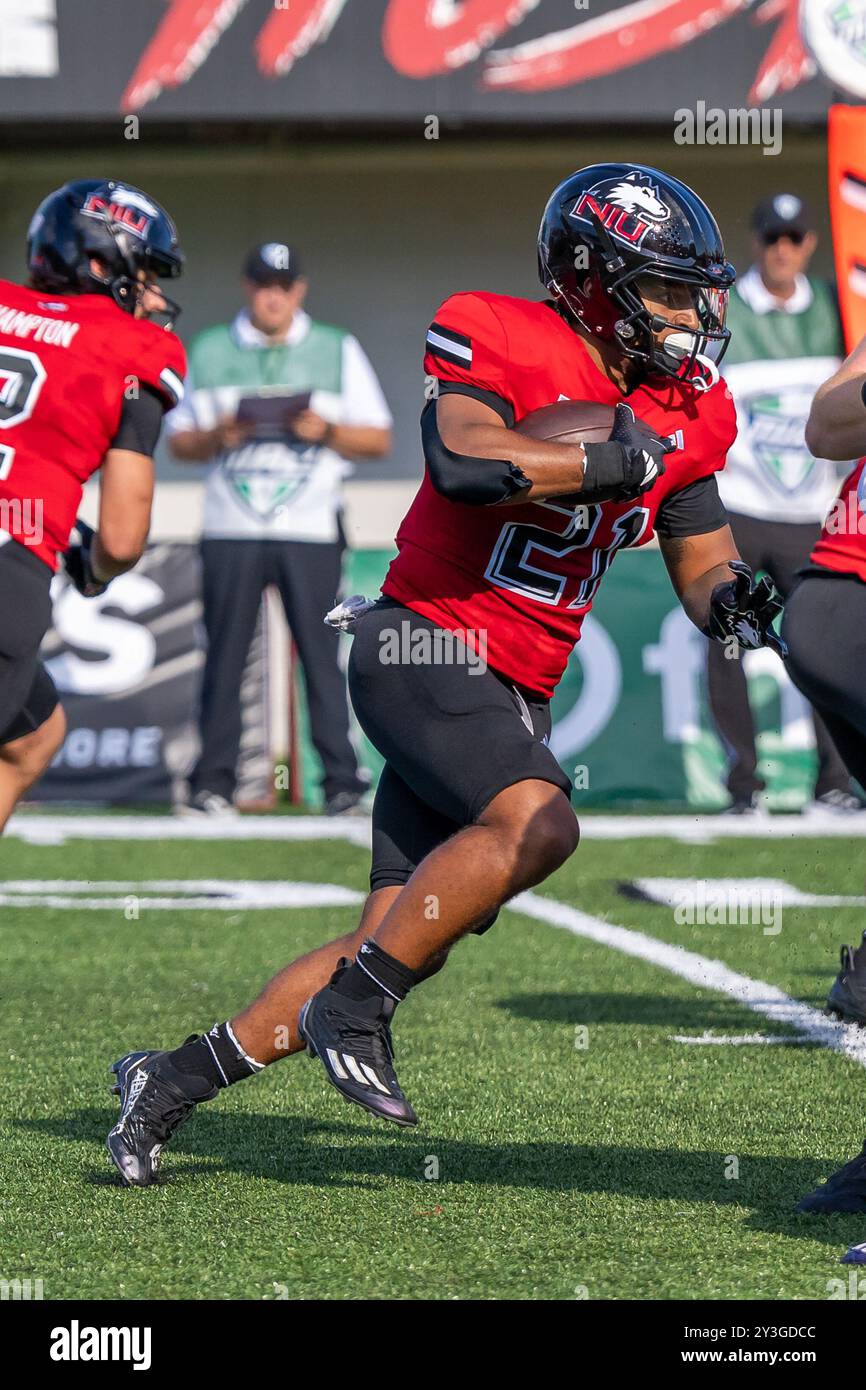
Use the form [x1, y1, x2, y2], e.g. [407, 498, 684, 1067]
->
[741, 388, 817, 494]
[802, 0, 866, 97]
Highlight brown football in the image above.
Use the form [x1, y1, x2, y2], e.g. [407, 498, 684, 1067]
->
[514, 400, 615, 444]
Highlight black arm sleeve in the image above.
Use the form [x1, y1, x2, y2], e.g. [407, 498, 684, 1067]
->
[109, 385, 167, 455]
[434, 381, 515, 427]
[420, 399, 530, 505]
[655, 474, 728, 539]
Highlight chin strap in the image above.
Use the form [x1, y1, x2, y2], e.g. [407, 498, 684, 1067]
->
[659, 331, 720, 392]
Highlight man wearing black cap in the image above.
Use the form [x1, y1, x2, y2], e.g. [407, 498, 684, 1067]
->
[168, 242, 392, 816]
[709, 193, 859, 815]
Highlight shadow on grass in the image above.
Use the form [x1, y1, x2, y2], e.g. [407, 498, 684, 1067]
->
[18, 1107, 866, 1246]
[496, 991, 811, 1030]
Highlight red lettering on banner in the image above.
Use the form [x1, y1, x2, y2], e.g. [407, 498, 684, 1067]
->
[481, 0, 750, 92]
[118, 0, 809, 113]
[382, 0, 535, 79]
[121, 0, 248, 111]
[256, 0, 348, 78]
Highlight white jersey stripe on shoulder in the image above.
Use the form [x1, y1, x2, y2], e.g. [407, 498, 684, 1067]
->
[426, 329, 472, 364]
[159, 366, 184, 404]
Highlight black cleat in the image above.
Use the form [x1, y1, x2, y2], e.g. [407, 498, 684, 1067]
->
[298, 962, 418, 1127]
[107, 1038, 217, 1187]
[796, 1141, 866, 1213]
[827, 941, 866, 1026]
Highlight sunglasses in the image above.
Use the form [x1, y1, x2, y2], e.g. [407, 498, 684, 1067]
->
[761, 230, 806, 246]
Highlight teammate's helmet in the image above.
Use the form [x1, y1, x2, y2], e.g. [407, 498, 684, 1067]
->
[538, 164, 734, 390]
[26, 179, 184, 326]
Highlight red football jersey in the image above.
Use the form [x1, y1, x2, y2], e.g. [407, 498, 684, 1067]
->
[811, 459, 866, 583]
[0, 280, 186, 570]
[382, 291, 737, 697]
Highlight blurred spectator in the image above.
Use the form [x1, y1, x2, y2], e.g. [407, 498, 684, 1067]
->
[168, 242, 392, 816]
[711, 194, 859, 814]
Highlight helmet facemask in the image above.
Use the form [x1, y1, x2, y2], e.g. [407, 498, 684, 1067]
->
[611, 269, 730, 391]
[585, 208, 732, 392]
[87, 232, 183, 330]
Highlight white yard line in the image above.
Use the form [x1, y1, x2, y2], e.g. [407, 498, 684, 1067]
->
[6, 811, 866, 846]
[0, 880, 364, 911]
[4, 813, 373, 847]
[510, 891, 866, 1070]
[670, 1033, 816, 1046]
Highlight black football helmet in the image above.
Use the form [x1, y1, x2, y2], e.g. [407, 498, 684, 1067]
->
[27, 179, 184, 328]
[538, 164, 735, 391]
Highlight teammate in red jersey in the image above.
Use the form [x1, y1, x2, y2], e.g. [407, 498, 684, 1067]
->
[783, 344, 866, 1213]
[0, 178, 185, 830]
[106, 164, 785, 1186]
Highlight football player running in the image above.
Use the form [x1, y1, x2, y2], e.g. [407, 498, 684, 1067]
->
[0, 179, 186, 830]
[106, 164, 784, 1186]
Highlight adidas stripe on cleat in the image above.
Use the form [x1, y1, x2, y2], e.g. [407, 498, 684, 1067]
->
[298, 962, 418, 1127]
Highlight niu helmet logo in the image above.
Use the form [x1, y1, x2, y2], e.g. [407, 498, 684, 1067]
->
[571, 172, 671, 248]
[81, 188, 159, 241]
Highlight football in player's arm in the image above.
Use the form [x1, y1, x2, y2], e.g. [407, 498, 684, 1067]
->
[434, 387, 784, 658]
[0, 179, 186, 831]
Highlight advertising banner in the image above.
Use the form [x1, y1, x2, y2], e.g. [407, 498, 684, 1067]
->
[0, 0, 840, 124]
[35, 543, 270, 805]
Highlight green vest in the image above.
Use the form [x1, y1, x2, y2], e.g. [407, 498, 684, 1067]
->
[186, 316, 351, 539]
[189, 319, 347, 394]
[724, 278, 841, 366]
[720, 276, 844, 519]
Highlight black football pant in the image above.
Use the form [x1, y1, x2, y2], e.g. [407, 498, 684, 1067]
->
[0, 538, 58, 744]
[782, 570, 866, 794]
[190, 536, 366, 803]
[347, 597, 572, 934]
[706, 512, 850, 801]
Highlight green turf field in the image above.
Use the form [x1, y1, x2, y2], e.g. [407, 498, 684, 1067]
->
[1, 821, 864, 1300]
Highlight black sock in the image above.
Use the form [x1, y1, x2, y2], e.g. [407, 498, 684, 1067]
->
[333, 939, 418, 1004]
[166, 1022, 265, 1090]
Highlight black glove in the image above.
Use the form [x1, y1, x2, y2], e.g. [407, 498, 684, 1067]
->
[706, 560, 787, 658]
[581, 402, 674, 503]
[63, 518, 110, 598]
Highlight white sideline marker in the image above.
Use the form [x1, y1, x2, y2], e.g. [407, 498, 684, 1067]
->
[6, 810, 866, 846]
[509, 891, 866, 1070]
